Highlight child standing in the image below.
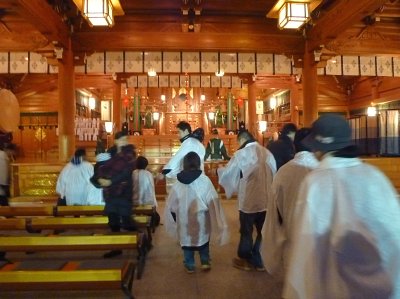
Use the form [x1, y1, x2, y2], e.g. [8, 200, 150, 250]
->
[132, 156, 157, 207]
[165, 151, 229, 273]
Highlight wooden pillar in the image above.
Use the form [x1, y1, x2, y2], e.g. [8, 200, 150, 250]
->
[247, 81, 257, 136]
[112, 81, 122, 132]
[290, 76, 301, 127]
[302, 41, 319, 126]
[58, 40, 75, 162]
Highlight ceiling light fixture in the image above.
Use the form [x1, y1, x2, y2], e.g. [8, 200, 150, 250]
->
[267, 0, 316, 30]
[278, 1, 309, 29]
[83, 0, 114, 27]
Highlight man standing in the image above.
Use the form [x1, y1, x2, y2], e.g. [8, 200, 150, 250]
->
[218, 130, 276, 271]
[267, 123, 297, 170]
[284, 114, 400, 299]
[160, 121, 205, 180]
[97, 131, 136, 258]
[204, 129, 230, 161]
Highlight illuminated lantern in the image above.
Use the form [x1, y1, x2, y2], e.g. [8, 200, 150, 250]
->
[237, 97, 243, 108]
[123, 96, 129, 108]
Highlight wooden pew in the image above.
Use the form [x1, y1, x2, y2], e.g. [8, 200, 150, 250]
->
[0, 234, 139, 298]
[0, 218, 26, 230]
[29, 216, 150, 278]
[56, 204, 157, 233]
[0, 206, 54, 217]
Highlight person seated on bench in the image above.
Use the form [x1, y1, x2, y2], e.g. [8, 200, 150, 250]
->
[96, 131, 137, 258]
[132, 156, 159, 226]
[56, 148, 94, 206]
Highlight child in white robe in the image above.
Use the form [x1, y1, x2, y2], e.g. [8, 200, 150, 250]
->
[132, 156, 157, 207]
[165, 151, 229, 273]
[56, 148, 93, 206]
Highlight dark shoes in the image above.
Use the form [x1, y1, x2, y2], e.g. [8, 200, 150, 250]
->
[232, 257, 266, 272]
[103, 250, 122, 258]
[184, 264, 195, 274]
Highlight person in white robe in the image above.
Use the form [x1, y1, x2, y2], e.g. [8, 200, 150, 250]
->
[165, 151, 229, 273]
[218, 130, 276, 271]
[159, 121, 205, 193]
[264, 128, 319, 275]
[86, 152, 111, 205]
[132, 156, 157, 207]
[284, 114, 400, 299]
[56, 148, 94, 206]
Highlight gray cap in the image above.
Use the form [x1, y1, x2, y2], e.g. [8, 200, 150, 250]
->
[302, 114, 352, 152]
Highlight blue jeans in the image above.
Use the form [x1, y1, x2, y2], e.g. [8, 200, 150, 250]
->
[183, 243, 210, 268]
[238, 211, 266, 268]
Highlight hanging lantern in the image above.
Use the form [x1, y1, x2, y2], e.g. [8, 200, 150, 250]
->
[123, 96, 129, 108]
[83, 0, 114, 27]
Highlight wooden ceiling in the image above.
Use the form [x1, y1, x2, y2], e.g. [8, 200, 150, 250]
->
[0, 0, 400, 107]
[0, 0, 399, 55]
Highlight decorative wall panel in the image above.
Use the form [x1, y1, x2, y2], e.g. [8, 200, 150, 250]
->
[144, 51, 162, 73]
[274, 55, 291, 74]
[148, 76, 158, 87]
[29, 52, 48, 73]
[221, 76, 232, 87]
[360, 56, 376, 76]
[201, 75, 211, 87]
[394, 57, 400, 77]
[159, 75, 169, 87]
[377, 56, 393, 77]
[163, 52, 181, 73]
[211, 76, 220, 87]
[10, 52, 28, 73]
[2, 51, 400, 79]
[125, 51, 143, 73]
[256, 53, 274, 74]
[137, 75, 147, 87]
[105, 51, 124, 73]
[169, 75, 180, 87]
[232, 76, 242, 88]
[326, 56, 342, 75]
[86, 52, 104, 73]
[201, 52, 218, 74]
[238, 53, 255, 74]
[342, 56, 359, 76]
[0, 52, 8, 73]
[190, 75, 201, 87]
[182, 52, 200, 73]
[220, 52, 237, 73]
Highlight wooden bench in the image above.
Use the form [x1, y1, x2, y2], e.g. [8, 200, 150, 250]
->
[56, 204, 157, 233]
[0, 234, 140, 298]
[0, 206, 54, 217]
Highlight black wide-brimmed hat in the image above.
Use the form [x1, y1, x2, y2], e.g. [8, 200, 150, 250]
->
[302, 114, 352, 152]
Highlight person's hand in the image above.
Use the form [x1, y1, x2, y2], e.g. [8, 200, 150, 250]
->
[98, 178, 112, 187]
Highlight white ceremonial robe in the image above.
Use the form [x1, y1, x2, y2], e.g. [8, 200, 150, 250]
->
[56, 161, 94, 206]
[163, 137, 205, 179]
[264, 151, 319, 274]
[86, 183, 104, 205]
[284, 156, 400, 299]
[132, 169, 157, 207]
[218, 141, 276, 213]
[164, 173, 229, 247]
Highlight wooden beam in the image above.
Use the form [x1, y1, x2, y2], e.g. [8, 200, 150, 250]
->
[307, 0, 388, 51]
[16, 0, 70, 48]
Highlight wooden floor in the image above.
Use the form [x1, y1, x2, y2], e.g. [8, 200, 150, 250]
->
[1, 200, 284, 299]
